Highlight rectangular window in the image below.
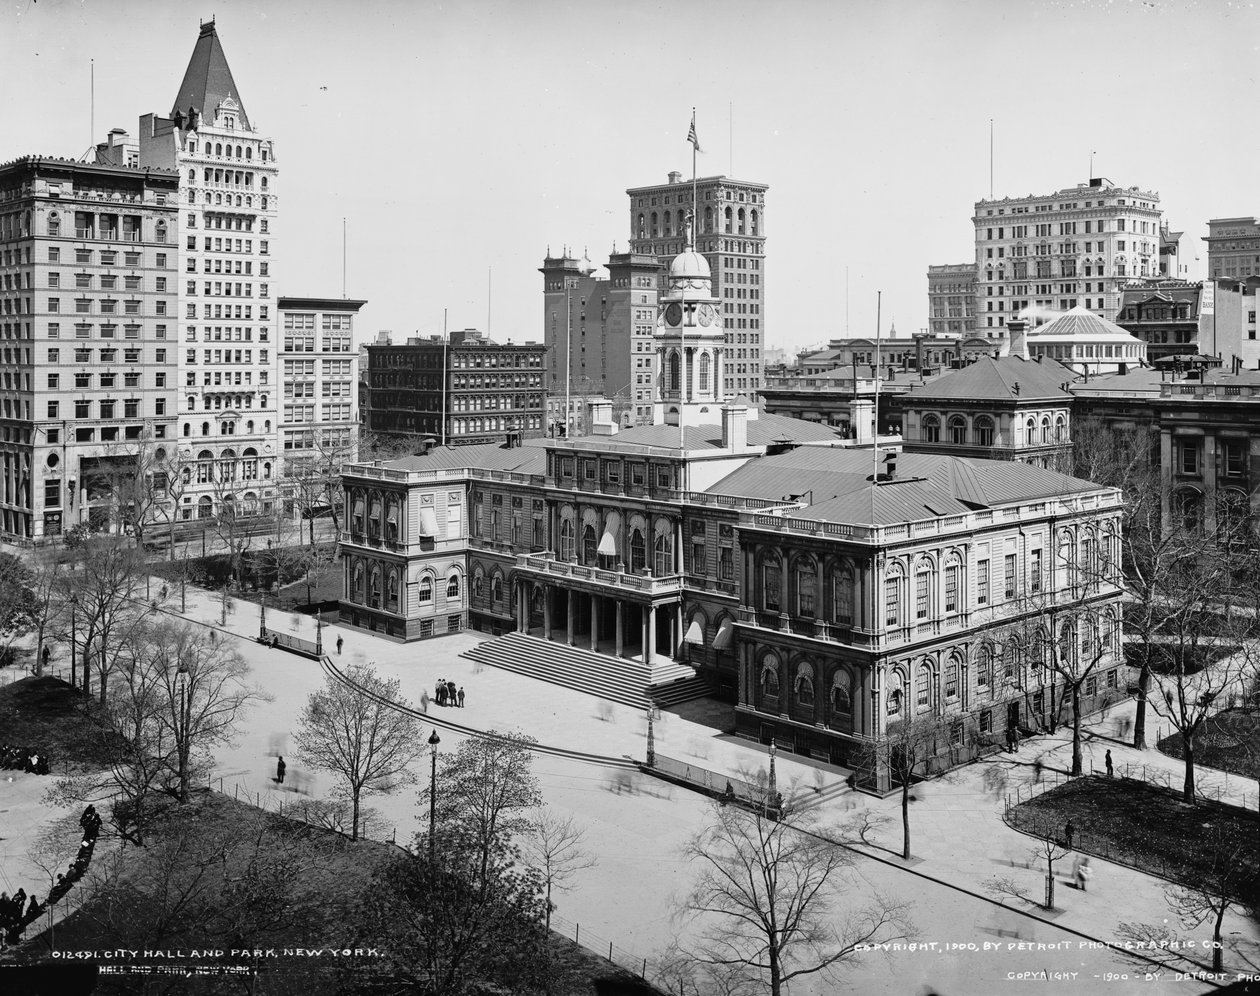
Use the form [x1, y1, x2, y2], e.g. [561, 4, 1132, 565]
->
[1031, 550, 1042, 593]
[765, 564, 781, 612]
[885, 577, 901, 626]
[1181, 443, 1198, 475]
[1004, 554, 1017, 599]
[977, 559, 990, 604]
[945, 564, 958, 612]
[719, 545, 733, 581]
[916, 573, 929, 619]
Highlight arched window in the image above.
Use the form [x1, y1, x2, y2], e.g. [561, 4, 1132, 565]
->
[650, 211, 658, 237]
[921, 414, 941, 443]
[1041, 417, 1051, 444]
[831, 670, 852, 715]
[418, 576, 433, 604]
[703, 205, 713, 233]
[976, 644, 992, 688]
[1055, 415, 1067, 443]
[884, 566, 903, 626]
[369, 566, 382, 607]
[916, 662, 932, 711]
[737, 207, 746, 234]
[1003, 640, 1019, 682]
[352, 562, 365, 601]
[560, 517, 575, 561]
[1058, 621, 1075, 667]
[1176, 488, 1203, 534]
[795, 662, 814, 706]
[974, 415, 995, 447]
[582, 524, 597, 564]
[630, 528, 646, 573]
[668, 351, 680, 392]
[887, 676, 903, 716]
[948, 415, 967, 445]
[653, 526, 672, 577]
[750, 209, 759, 236]
[699, 353, 710, 393]
[833, 566, 855, 625]
[724, 207, 733, 233]
[197, 495, 213, 519]
[760, 654, 780, 698]
[764, 553, 782, 612]
[945, 657, 960, 699]
[1026, 417, 1036, 443]
[491, 574, 503, 603]
[472, 569, 485, 598]
[663, 212, 672, 236]
[446, 574, 461, 600]
[637, 213, 645, 239]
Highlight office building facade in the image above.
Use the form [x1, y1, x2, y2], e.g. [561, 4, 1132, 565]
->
[927, 263, 978, 336]
[0, 156, 179, 541]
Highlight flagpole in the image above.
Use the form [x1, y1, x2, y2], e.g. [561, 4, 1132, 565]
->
[565, 283, 571, 439]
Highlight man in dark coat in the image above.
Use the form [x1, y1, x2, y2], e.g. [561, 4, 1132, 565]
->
[276, 756, 286, 785]
[457, 686, 465, 708]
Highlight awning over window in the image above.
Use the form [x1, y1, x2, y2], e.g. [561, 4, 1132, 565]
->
[386, 509, 398, 526]
[711, 619, 734, 651]
[353, 499, 364, 517]
[684, 620, 704, 645]
[597, 528, 617, 557]
[418, 507, 439, 536]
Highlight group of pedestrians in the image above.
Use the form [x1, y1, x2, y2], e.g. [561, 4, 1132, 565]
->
[1, 744, 49, 775]
[1, 804, 102, 945]
[434, 679, 465, 708]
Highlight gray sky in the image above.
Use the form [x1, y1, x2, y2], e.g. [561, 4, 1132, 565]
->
[5, 0, 1259, 355]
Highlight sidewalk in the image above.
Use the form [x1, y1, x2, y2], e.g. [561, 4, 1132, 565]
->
[155, 581, 1260, 977]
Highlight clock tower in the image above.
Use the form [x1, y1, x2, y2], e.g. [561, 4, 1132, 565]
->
[653, 216, 728, 427]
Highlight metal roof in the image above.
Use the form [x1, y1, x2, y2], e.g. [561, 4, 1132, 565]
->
[908, 355, 1075, 402]
[172, 22, 250, 129]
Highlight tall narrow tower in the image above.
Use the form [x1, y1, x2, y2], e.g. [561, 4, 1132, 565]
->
[136, 20, 281, 522]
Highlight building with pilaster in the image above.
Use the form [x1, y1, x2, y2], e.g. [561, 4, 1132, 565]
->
[628, 172, 767, 397]
[1205, 217, 1260, 280]
[927, 263, 978, 336]
[0, 156, 179, 541]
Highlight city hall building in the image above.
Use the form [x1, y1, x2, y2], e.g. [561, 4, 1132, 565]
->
[339, 230, 1126, 787]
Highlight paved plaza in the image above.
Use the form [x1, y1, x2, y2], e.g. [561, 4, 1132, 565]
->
[2, 580, 1258, 993]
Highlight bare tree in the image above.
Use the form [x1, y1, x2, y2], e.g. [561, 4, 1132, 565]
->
[0, 552, 39, 671]
[283, 426, 359, 546]
[67, 535, 148, 704]
[676, 801, 910, 996]
[293, 663, 427, 841]
[860, 712, 947, 859]
[422, 731, 544, 895]
[987, 834, 1073, 911]
[525, 808, 596, 932]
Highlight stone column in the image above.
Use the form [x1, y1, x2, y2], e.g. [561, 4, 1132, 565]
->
[517, 583, 526, 633]
[645, 605, 656, 665]
[543, 585, 553, 641]
[590, 593, 600, 652]
[566, 588, 575, 646]
[615, 600, 624, 657]
[676, 603, 684, 660]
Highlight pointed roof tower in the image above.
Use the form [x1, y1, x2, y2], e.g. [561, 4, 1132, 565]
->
[171, 20, 250, 130]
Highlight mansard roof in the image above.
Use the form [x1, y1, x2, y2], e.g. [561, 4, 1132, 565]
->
[172, 21, 250, 130]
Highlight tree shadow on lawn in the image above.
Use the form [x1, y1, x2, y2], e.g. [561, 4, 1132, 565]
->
[1006, 775, 1260, 903]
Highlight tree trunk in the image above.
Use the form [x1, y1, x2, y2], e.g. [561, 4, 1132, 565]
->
[1071, 684, 1083, 776]
[169, 514, 177, 562]
[769, 948, 782, 996]
[351, 788, 360, 842]
[1212, 902, 1225, 973]
[544, 879, 553, 933]
[901, 780, 911, 860]
[1045, 855, 1055, 910]
[1182, 733, 1196, 803]
[1133, 661, 1151, 749]
[308, 516, 315, 548]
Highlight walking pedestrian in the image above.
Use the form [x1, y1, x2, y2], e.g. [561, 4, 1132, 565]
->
[1064, 819, 1074, 849]
[41, 646, 50, 671]
[447, 681, 457, 705]
[276, 756, 286, 785]
[420, 690, 430, 713]
[1074, 855, 1092, 890]
[1105, 749, 1114, 777]
[336, 635, 343, 656]
[457, 686, 465, 708]
[1033, 759, 1044, 784]
[436, 680, 446, 707]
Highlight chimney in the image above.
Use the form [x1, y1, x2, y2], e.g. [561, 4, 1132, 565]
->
[882, 450, 898, 480]
[1007, 318, 1029, 360]
[668, 171, 682, 184]
[376, 329, 392, 345]
[588, 398, 618, 435]
[848, 398, 874, 445]
[1013, 381, 1021, 395]
[504, 432, 515, 448]
[721, 403, 749, 452]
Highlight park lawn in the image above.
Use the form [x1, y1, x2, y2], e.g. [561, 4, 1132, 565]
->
[1006, 775, 1260, 904]
[10, 789, 662, 996]
[1158, 708, 1260, 782]
[0, 675, 120, 772]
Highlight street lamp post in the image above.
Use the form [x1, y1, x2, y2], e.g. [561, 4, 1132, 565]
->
[646, 707, 656, 768]
[768, 740, 778, 813]
[315, 611, 324, 657]
[428, 729, 441, 864]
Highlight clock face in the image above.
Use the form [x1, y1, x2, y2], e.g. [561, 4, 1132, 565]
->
[698, 304, 714, 327]
[665, 303, 683, 327]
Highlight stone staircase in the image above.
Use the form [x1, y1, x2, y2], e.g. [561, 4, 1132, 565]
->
[460, 632, 711, 710]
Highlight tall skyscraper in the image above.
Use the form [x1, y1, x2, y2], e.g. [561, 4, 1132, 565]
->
[1204, 217, 1260, 280]
[131, 20, 282, 523]
[973, 178, 1162, 333]
[0, 157, 179, 541]
[627, 172, 767, 398]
